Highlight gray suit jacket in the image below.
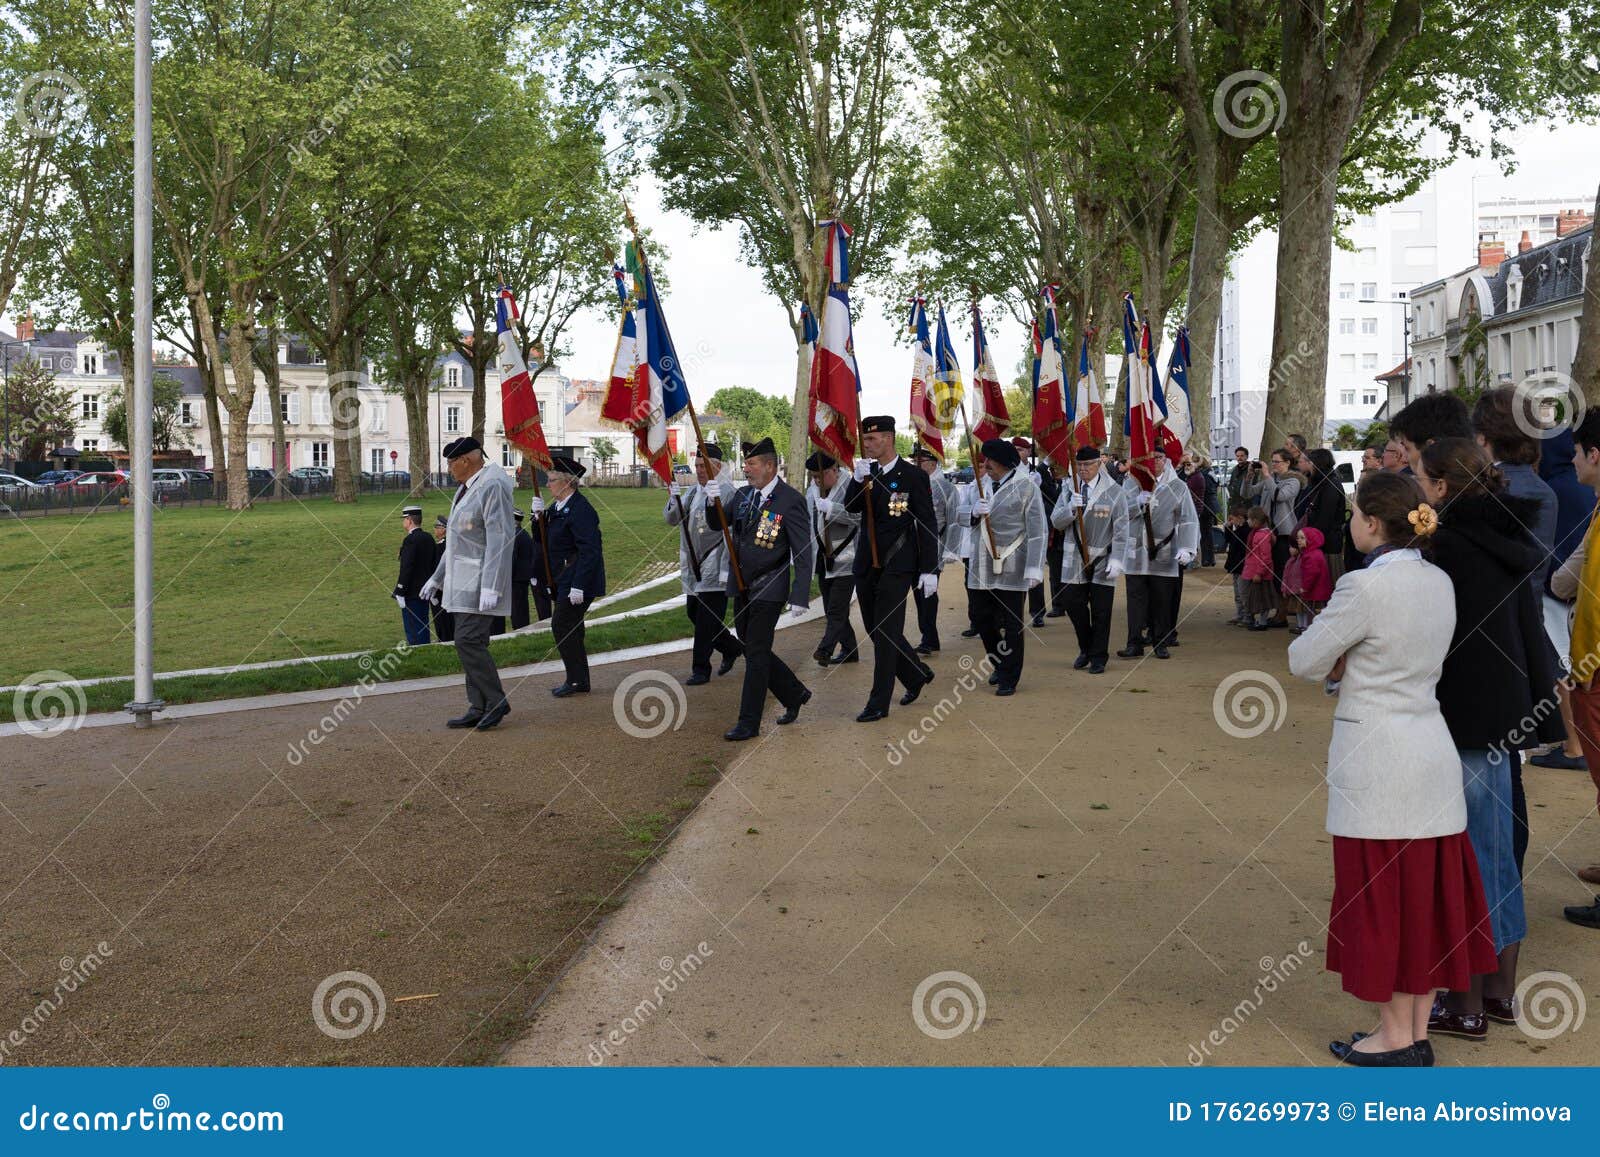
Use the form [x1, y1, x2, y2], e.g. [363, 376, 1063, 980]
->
[428, 464, 516, 616]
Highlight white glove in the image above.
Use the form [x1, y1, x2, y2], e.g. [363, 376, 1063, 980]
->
[478, 588, 499, 613]
[568, 587, 584, 605]
[917, 573, 939, 598]
[787, 603, 807, 618]
[1176, 549, 1195, 566]
[529, 496, 544, 515]
[1068, 492, 1085, 510]
[814, 497, 835, 516]
[1137, 491, 1152, 508]
[973, 497, 991, 517]
[668, 481, 682, 498]
[420, 578, 440, 601]
[852, 458, 872, 482]
[1106, 558, 1124, 581]
[394, 594, 406, 609]
[942, 550, 958, 564]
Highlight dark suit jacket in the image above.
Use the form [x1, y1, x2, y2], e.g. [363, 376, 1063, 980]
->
[725, 479, 813, 606]
[545, 491, 606, 599]
[395, 528, 435, 599]
[844, 458, 938, 576]
[511, 527, 535, 584]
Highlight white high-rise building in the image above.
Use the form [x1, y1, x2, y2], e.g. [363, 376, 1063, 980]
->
[1207, 273, 1257, 459]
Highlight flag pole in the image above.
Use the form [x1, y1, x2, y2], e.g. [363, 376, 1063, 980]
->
[503, 267, 556, 592]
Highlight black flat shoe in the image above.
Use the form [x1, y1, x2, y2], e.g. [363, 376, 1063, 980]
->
[835, 652, 860, 664]
[474, 704, 510, 731]
[812, 652, 831, 666]
[723, 723, 758, 741]
[1045, 609, 1067, 618]
[447, 712, 484, 729]
[551, 682, 590, 698]
[914, 644, 933, 655]
[685, 673, 711, 686]
[987, 672, 999, 686]
[855, 707, 887, 723]
[777, 689, 812, 725]
[1072, 653, 1090, 670]
[1564, 895, 1600, 928]
[960, 627, 980, 638]
[1351, 1032, 1434, 1066]
[1153, 645, 1170, 659]
[995, 685, 1016, 697]
[717, 655, 739, 676]
[1088, 660, 1106, 674]
[1116, 646, 1143, 658]
[1030, 613, 1046, 627]
[1329, 1039, 1423, 1066]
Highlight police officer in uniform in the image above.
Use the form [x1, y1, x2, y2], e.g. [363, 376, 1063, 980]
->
[716, 437, 813, 741]
[1050, 446, 1128, 673]
[429, 514, 454, 642]
[805, 450, 860, 665]
[539, 455, 606, 696]
[845, 416, 939, 722]
[665, 443, 743, 685]
[967, 439, 1047, 694]
[1117, 452, 1198, 660]
[911, 446, 960, 655]
[394, 505, 434, 645]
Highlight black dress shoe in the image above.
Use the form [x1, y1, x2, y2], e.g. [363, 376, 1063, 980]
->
[1153, 645, 1170, 659]
[551, 682, 590, 698]
[1045, 609, 1067, 618]
[777, 688, 812, 725]
[1563, 895, 1600, 928]
[1351, 1032, 1434, 1066]
[474, 703, 510, 731]
[915, 643, 933, 655]
[987, 672, 999, 685]
[724, 723, 759, 741]
[960, 627, 980, 638]
[1088, 660, 1106, 674]
[686, 673, 711, 686]
[447, 712, 484, 729]
[855, 707, 888, 723]
[1329, 1039, 1423, 1066]
[995, 684, 1016, 697]
[812, 651, 831, 666]
[1030, 612, 1046, 627]
[837, 651, 860, 663]
[717, 655, 739, 676]
[1116, 646, 1143, 658]
[1072, 653, 1090, 670]
[900, 680, 926, 707]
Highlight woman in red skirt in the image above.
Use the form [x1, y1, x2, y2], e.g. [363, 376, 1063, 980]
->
[1288, 472, 1496, 1066]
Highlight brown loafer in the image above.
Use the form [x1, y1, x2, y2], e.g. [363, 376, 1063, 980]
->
[1578, 864, 1600, 886]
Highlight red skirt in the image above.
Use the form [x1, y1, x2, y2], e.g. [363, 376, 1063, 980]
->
[1326, 832, 1498, 1003]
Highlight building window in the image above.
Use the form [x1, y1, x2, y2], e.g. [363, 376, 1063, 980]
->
[371, 448, 385, 475]
[81, 438, 99, 453]
[1338, 318, 1355, 335]
[1337, 283, 1354, 300]
[1360, 282, 1377, 299]
[446, 365, 461, 389]
[279, 395, 292, 424]
[1339, 390, 1356, 406]
[370, 405, 386, 433]
[179, 400, 194, 426]
[80, 392, 99, 421]
[82, 352, 99, 376]
[312, 442, 330, 469]
[1339, 354, 1357, 373]
[445, 405, 461, 434]
[1362, 390, 1379, 407]
[1362, 353, 1379, 370]
[1360, 317, 1378, 335]
[502, 442, 516, 468]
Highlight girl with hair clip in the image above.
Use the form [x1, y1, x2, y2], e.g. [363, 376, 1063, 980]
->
[1289, 470, 1496, 1067]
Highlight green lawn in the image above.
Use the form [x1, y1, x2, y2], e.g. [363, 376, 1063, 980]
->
[0, 486, 682, 688]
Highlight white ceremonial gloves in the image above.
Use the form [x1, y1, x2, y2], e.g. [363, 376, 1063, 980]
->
[1138, 491, 1152, 508]
[420, 577, 440, 601]
[917, 573, 939, 598]
[669, 481, 682, 498]
[787, 603, 808, 618]
[814, 497, 835, 517]
[1176, 549, 1195, 567]
[1068, 492, 1085, 511]
[973, 496, 991, 517]
[529, 496, 544, 515]
[394, 594, 406, 609]
[568, 587, 585, 605]
[478, 588, 499, 613]
[853, 458, 872, 482]
[1106, 558, 1124, 581]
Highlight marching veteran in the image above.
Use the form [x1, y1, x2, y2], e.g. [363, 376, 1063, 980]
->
[967, 438, 1047, 695]
[1050, 446, 1128, 673]
[421, 436, 516, 730]
[665, 443, 743, 685]
[806, 450, 861, 665]
[540, 454, 606, 697]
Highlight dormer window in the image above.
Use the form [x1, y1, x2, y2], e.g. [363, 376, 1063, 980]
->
[82, 352, 98, 375]
[446, 365, 461, 389]
[1506, 265, 1524, 312]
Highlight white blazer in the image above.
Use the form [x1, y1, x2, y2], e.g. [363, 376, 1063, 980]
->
[427, 463, 516, 617]
[1286, 549, 1467, 839]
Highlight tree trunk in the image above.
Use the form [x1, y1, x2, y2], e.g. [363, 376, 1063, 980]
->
[1183, 199, 1231, 459]
[225, 322, 258, 512]
[471, 358, 487, 445]
[1259, 125, 1342, 457]
[329, 332, 362, 503]
[403, 369, 431, 499]
[262, 338, 286, 499]
[1571, 182, 1600, 407]
[190, 303, 226, 476]
[786, 330, 812, 485]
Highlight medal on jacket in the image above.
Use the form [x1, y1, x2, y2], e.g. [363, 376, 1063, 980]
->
[888, 491, 909, 517]
[755, 508, 782, 547]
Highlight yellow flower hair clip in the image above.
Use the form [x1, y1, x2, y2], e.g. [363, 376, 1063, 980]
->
[1408, 503, 1439, 537]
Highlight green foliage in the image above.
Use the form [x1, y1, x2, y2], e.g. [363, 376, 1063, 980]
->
[1360, 421, 1390, 450]
[1, 357, 73, 460]
[1332, 424, 1360, 450]
[101, 374, 192, 453]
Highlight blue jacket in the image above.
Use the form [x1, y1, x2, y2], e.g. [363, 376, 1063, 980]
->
[1537, 429, 1596, 594]
[545, 490, 606, 600]
[1496, 461, 1556, 600]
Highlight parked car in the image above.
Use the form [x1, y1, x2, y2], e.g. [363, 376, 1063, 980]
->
[183, 469, 214, 483]
[33, 469, 82, 485]
[380, 470, 410, 486]
[58, 470, 129, 490]
[151, 469, 191, 493]
[289, 466, 331, 480]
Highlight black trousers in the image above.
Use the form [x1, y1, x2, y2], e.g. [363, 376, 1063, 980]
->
[452, 612, 505, 713]
[856, 568, 926, 712]
[1046, 535, 1066, 611]
[816, 574, 858, 659]
[733, 596, 807, 729]
[687, 591, 742, 677]
[1511, 753, 1529, 878]
[973, 587, 1026, 689]
[913, 581, 940, 649]
[1064, 581, 1114, 662]
[510, 583, 531, 630]
[551, 594, 593, 687]
[1125, 574, 1179, 650]
[1198, 513, 1216, 566]
[431, 601, 455, 642]
[532, 585, 553, 623]
[963, 560, 979, 628]
[1027, 576, 1046, 617]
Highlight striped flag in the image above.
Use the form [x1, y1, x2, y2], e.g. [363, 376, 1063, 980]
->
[807, 220, 861, 467]
[1073, 332, 1107, 448]
[1031, 284, 1072, 465]
[1122, 292, 1161, 490]
[907, 296, 942, 460]
[601, 239, 691, 484]
[969, 302, 1010, 460]
[495, 287, 552, 468]
[931, 303, 964, 447]
[1164, 325, 1193, 455]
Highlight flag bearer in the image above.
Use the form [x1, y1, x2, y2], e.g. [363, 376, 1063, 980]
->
[665, 443, 743, 685]
[968, 438, 1047, 695]
[1117, 452, 1198, 660]
[1050, 446, 1127, 674]
[806, 450, 861, 665]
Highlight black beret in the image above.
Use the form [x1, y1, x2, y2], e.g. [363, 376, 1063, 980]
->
[745, 437, 777, 458]
[1074, 445, 1102, 461]
[911, 446, 941, 463]
[981, 439, 1020, 468]
[805, 451, 836, 472]
[697, 442, 724, 461]
[860, 415, 895, 435]
[442, 436, 483, 459]
[434, 515, 449, 528]
[548, 454, 586, 478]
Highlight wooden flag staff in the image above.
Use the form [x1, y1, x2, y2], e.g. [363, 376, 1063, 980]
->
[500, 268, 556, 592]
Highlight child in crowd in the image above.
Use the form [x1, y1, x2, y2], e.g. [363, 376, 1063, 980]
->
[1241, 507, 1276, 629]
[1283, 526, 1334, 631]
[1222, 501, 1250, 625]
